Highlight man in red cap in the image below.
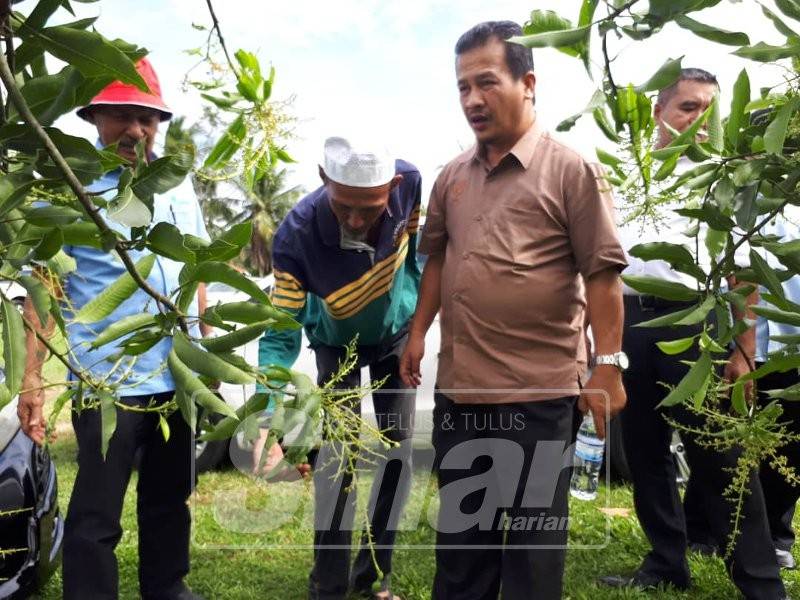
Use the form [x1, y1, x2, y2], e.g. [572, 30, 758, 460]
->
[19, 57, 207, 600]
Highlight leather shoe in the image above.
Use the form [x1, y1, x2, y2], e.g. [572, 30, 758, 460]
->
[599, 570, 690, 591]
[776, 549, 796, 570]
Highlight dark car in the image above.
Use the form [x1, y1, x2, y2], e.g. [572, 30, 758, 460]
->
[0, 378, 63, 598]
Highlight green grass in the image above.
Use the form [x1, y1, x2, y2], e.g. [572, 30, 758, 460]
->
[31, 418, 800, 600]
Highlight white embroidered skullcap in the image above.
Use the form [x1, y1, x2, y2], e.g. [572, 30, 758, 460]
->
[322, 136, 395, 188]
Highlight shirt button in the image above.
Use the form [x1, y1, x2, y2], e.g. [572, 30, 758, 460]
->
[475, 215, 483, 221]
[453, 293, 461, 301]
[462, 252, 469, 260]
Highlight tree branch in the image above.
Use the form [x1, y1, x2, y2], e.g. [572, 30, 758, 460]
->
[0, 49, 184, 321]
[205, 0, 239, 78]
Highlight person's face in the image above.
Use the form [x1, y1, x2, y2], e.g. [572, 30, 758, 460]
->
[456, 37, 535, 149]
[321, 167, 403, 237]
[86, 104, 161, 164]
[654, 80, 717, 146]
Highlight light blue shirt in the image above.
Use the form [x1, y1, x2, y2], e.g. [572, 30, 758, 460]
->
[63, 167, 209, 396]
[755, 209, 800, 363]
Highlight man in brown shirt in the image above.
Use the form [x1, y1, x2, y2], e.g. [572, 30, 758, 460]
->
[399, 20, 628, 600]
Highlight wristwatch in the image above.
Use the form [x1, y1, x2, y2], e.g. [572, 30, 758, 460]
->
[593, 351, 629, 372]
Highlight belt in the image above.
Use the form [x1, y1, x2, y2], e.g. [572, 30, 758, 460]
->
[624, 294, 697, 312]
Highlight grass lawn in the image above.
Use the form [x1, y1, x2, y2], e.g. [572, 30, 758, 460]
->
[31, 406, 800, 600]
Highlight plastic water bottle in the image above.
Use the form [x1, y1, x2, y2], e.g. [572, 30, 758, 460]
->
[570, 414, 604, 500]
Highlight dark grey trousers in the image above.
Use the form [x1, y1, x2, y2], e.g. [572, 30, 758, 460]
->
[308, 332, 415, 600]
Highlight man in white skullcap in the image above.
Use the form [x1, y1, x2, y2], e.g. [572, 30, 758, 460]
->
[258, 137, 422, 600]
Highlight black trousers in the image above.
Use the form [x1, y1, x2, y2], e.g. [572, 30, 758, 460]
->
[621, 296, 784, 599]
[308, 333, 415, 600]
[758, 368, 800, 552]
[431, 392, 575, 600]
[63, 392, 194, 600]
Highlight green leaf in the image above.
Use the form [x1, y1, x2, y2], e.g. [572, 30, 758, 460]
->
[22, 24, 147, 90]
[731, 381, 748, 416]
[557, 89, 606, 132]
[60, 222, 104, 248]
[656, 336, 697, 355]
[751, 305, 800, 327]
[593, 108, 620, 142]
[739, 354, 800, 382]
[167, 349, 238, 419]
[714, 175, 735, 211]
[659, 351, 712, 407]
[734, 182, 759, 230]
[638, 296, 716, 328]
[510, 26, 589, 52]
[203, 114, 246, 170]
[158, 415, 170, 442]
[706, 94, 724, 153]
[73, 254, 156, 323]
[107, 187, 151, 228]
[726, 69, 750, 151]
[1, 298, 26, 396]
[23, 205, 83, 227]
[705, 228, 727, 266]
[90, 313, 157, 349]
[173, 331, 253, 385]
[635, 56, 682, 93]
[183, 262, 269, 304]
[775, 0, 800, 21]
[771, 334, 800, 344]
[515, 10, 587, 56]
[621, 275, 700, 301]
[766, 384, 800, 401]
[205, 301, 300, 330]
[675, 206, 735, 231]
[130, 147, 194, 198]
[761, 5, 800, 37]
[674, 15, 749, 45]
[596, 148, 621, 167]
[99, 391, 117, 459]
[33, 227, 64, 260]
[18, 275, 51, 326]
[654, 154, 680, 180]
[732, 41, 800, 62]
[628, 242, 706, 280]
[1, 125, 104, 184]
[764, 97, 800, 155]
[199, 320, 274, 353]
[0, 174, 37, 217]
[750, 249, 785, 300]
[20, 0, 66, 37]
[651, 145, 690, 161]
[146, 223, 196, 264]
[732, 158, 765, 187]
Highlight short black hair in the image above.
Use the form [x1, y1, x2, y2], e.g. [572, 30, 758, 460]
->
[657, 67, 718, 106]
[455, 21, 534, 80]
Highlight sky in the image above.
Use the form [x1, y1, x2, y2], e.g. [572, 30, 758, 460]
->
[55, 0, 793, 201]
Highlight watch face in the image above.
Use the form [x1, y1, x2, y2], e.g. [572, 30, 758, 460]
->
[617, 352, 630, 371]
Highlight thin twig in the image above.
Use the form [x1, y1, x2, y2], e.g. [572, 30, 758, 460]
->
[15, 307, 94, 388]
[0, 50, 183, 321]
[204, 0, 239, 78]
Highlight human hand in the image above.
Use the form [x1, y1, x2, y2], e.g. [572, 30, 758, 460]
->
[578, 366, 626, 440]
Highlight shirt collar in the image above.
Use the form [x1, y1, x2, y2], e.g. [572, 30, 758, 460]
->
[469, 118, 543, 171]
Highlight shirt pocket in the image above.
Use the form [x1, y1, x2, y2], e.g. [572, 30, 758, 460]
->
[493, 195, 565, 270]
